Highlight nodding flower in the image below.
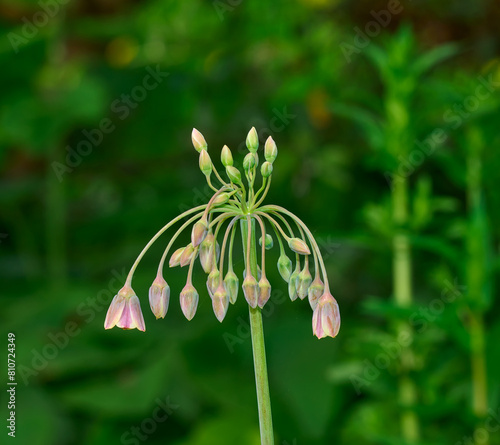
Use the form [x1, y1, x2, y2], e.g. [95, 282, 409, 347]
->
[312, 291, 341, 339]
[104, 285, 145, 332]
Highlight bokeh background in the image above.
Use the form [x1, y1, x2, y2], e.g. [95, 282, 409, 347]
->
[1, 1, 500, 444]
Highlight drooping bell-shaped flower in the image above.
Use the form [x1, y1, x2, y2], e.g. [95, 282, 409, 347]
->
[206, 267, 220, 298]
[104, 285, 145, 332]
[191, 217, 208, 247]
[149, 275, 170, 319]
[212, 284, 229, 322]
[258, 277, 271, 308]
[179, 243, 196, 267]
[312, 291, 340, 339]
[297, 265, 313, 300]
[242, 273, 259, 308]
[224, 270, 239, 304]
[169, 247, 184, 267]
[180, 283, 199, 321]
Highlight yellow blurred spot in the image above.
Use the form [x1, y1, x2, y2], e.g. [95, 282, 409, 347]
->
[106, 37, 138, 68]
[307, 88, 331, 128]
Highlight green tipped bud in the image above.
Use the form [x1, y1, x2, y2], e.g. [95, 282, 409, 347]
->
[246, 127, 259, 153]
[288, 264, 300, 301]
[261, 161, 273, 178]
[288, 237, 310, 255]
[179, 243, 196, 267]
[242, 274, 259, 308]
[206, 268, 220, 298]
[224, 270, 239, 304]
[191, 128, 207, 152]
[259, 234, 273, 250]
[212, 284, 229, 322]
[221, 145, 233, 167]
[226, 166, 242, 185]
[191, 218, 208, 247]
[258, 277, 271, 308]
[243, 152, 256, 171]
[277, 253, 293, 282]
[199, 150, 212, 176]
[308, 276, 324, 310]
[180, 283, 199, 320]
[264, 136, 278, 163]
[297, 266, 313, 300]
[169, 247, 185, 267]
[212, 193, 230, 206]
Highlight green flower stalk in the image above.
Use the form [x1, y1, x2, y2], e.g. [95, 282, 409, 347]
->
[104, 127, 341, 445]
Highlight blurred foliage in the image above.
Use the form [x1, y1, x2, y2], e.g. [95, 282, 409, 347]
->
[1, 1, 500, 444]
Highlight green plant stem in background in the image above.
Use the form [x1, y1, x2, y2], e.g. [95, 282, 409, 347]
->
[241, 218, 274, 445]
[392, 176, 420, 444]
[465, 126, 489, 445]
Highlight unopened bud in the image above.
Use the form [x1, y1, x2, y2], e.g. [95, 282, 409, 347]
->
[277, 253, 293, 282]
[206, 268, 220, 298]
[221, 145, 233, 167]
[258, 277, 271, 308]
[149, 275, 170, 319]
[264, 136, 277, 163]
[199, 150, 212, 176]
[246, 127, 259, 153]
[308, 276, 324, 310]
[243, 152, 256, 171]
[212, 284, 229, 322]
[224, 270, 239, 304]
[242, 274, 259, 308]
[259, 234, 273, 250]
[297, 266, 313, 300]
[226, 166, 242, 185]
[191, 218, 208, 247]
[288, 264, 300, 301]
[213, 193, 230, 206]
[180, 283, 199, 320]
[191, 128, 207, 152]
[288, 237, 310, 255]
[312, 291, 340, 339]
[179, 243, 196, 267]
[169, 247, 185, 267]
[261, 161, 273, 178]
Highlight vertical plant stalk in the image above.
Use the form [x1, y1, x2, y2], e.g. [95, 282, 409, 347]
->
[241, 218, 274, 445]
[465, 126, 488, 445]
[393, 174, 419, 443]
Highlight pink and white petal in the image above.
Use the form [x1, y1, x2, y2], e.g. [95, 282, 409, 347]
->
[104, 295, 126, 330]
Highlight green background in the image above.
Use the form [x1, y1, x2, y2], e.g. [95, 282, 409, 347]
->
[1, 0, 500, 444]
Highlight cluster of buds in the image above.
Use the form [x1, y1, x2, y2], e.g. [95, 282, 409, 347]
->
[104, 128, 340, 339]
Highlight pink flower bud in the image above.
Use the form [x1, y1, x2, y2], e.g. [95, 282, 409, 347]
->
[264, 136, 277, 163]
[199, 234, 220, 274]
[242, 274, 259, 308]
[258, 277, 271, 308]
[191, 218, 208, 247]
[288, 238, 311, 255]
[199, 150, 212, 176]
[169, 247, 184, 268]
[206, 268, 220, 298]
[224, 270, 239, 304]
[221, 145, 233, 167]
[308, 276, 324, 310]
[246, 127, 259, 153]
[191, 128, 207, 152]
[104, 285, 145, 332]
[297, 266, 313, 300]
[212, 284, 229, 322]
[312, 291, 340, 339]
[149, 275, 170, 319]
[277, 253, 293, 282]
[179, 243, 196, 267]
[180, 283, 199, 321]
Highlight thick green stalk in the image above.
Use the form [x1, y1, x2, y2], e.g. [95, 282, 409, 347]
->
[240, 218, 274, 445]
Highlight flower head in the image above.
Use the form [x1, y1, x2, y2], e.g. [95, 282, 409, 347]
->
[149, 275, 170, 319]
[104, 285, 145, 332]
[312, 291, 340, 339]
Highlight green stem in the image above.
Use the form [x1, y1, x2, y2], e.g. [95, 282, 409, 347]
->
[240, 218, 274, 445]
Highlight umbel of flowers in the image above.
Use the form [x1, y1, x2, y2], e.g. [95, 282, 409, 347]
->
[104, 128, 340, 338]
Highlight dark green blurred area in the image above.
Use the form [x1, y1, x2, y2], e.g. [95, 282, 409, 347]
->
[1, 0, 500, 444]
